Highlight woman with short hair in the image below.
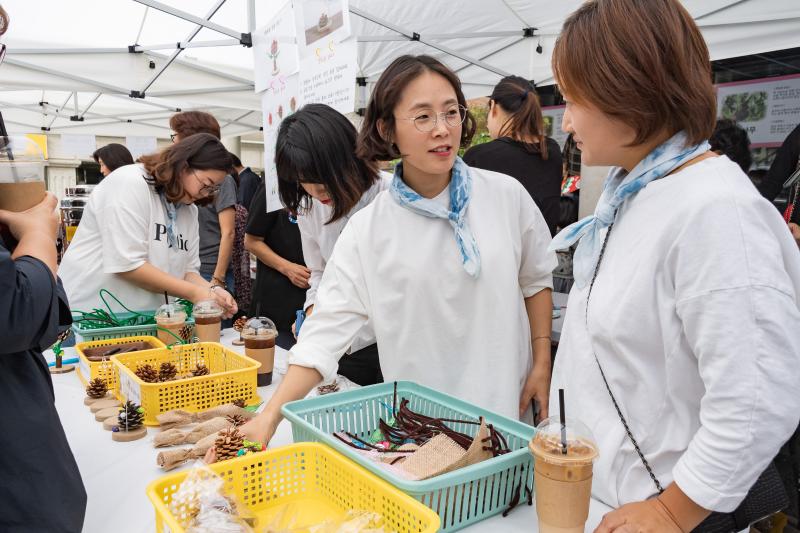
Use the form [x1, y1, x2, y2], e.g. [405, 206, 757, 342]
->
[92, 142, 134, 177]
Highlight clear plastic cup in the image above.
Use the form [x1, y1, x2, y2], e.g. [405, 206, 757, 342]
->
[154, 304, 187, 345]
[529, 417, 599, 533]
[242, 317, 277, 386]
[192, 300, 223, 343]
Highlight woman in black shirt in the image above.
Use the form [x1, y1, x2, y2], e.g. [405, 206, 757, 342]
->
[244, 182, 308, 349]
[463, 76, 562, 235]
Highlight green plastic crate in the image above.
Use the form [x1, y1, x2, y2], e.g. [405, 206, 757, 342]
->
[282, 381, 536, 531]
[72, 311, 195, 343]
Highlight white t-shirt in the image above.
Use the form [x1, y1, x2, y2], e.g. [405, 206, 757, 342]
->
[60, 164, 201, 313]
[290, 166, 557, 419]
[551, 156, 800, 512]
[298, 172, 391, 353]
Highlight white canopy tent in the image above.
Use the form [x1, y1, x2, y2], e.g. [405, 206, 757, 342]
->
[1, 0, 799, 138]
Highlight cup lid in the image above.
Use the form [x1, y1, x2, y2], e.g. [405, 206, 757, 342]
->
[154, 303, 186, 320]
[193, 299, 222, 316]
[243, 316, 276, 336]
[529, 417, 598, 465]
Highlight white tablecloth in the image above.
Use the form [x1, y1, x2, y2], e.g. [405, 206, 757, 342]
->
[49, 324, 607, 533]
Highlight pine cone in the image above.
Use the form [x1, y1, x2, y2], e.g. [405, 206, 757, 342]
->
[192, 363, 210, 377]
[135, 364, 159, 383]
[233, 316, 247, 332]
[214, 427, 244, 461]
[86, 378, 108, 398]
[226, 414, 245, 427]
[158, 361, 178, 382]
[179, 324, 194, 343]
[232, 398, 246, 408]
[117, 401, 144, 431]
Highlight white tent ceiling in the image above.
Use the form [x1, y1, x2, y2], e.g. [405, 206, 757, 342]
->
[1, 0, 799, 137]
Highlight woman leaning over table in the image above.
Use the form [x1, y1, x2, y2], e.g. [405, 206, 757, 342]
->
[548, 1, 800, 531]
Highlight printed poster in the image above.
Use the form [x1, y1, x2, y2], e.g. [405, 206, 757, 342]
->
[253, 1, 299, 94]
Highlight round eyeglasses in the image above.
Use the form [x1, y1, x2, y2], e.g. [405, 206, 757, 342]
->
[398, 104, 467, 133]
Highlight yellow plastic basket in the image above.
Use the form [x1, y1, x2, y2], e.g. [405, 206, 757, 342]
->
[75, 335, 166, 389]
[112, 342, 261, 425]
[146, 442, 440, 533]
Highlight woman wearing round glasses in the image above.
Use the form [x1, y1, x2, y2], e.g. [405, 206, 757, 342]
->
[242, 54, 556, 445]
[59, 133, 238, 316]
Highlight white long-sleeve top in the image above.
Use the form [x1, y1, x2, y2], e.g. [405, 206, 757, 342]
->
[551, 156, 800, 512]
[290, 166, 557, 419]
[297, 173, 391, 353]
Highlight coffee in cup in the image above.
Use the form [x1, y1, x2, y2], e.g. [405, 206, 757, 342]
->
[529, 417, 599, 533]
[154, 303, 187, 345]
[242, 317, 277, 386]
[0, 136, 47, 249]
[193, 300, 223, 343]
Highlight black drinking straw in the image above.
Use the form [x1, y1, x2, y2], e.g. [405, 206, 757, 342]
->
[164, 291, 170, 317]
[559, 388, 567, 455]
[256, 302, 261, 318]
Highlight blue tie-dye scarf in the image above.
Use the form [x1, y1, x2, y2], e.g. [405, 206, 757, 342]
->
[549, 131, 710, 288]
[390, 156, 481, 277]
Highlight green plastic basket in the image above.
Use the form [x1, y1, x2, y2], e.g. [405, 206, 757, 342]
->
[282, 381, 536, 531]
[72, 311, 195, 343]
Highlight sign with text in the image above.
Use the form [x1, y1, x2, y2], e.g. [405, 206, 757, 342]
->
[253, 1, 299, 94]
[298, 37, 357, 115]
[541, 105, 568, 148]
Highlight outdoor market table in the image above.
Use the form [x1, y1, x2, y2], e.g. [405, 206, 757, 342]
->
[48, 323, 607, 533]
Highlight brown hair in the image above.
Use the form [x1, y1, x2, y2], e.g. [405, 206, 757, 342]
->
[552, 0, 715, 146]
[357, 55, 476, 161]
[490, 75, 549, 159]
[139, 133, 232, 206]
[0, 5, 8, 36]
[169, 111, 221, 140]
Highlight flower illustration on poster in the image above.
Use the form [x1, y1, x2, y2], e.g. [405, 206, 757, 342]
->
[253, 1, 299, 94]
[268, 39, 280, 76]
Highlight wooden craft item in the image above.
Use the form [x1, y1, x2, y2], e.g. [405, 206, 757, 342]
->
[102, 416, 119, 431]
[49, 364, 75, 374]
[112, 426, 147, 442]
[84, 393, 113, 406]
[82, 341, 154, 361]
[156, 404, 253, 430]
[89, 398, 120, 413]
[95, 407, 120, 421]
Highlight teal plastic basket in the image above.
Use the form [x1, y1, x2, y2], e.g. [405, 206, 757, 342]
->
[72, 311, 195, 343]
[282, 381, 536, 531]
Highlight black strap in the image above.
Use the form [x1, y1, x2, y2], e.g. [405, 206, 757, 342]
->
[585, 212, 665, 494]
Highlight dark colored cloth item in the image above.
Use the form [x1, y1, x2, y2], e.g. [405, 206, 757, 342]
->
[463, 137, 563, 236]
[0, 245, 87, 533]
[246, 183, 306, 332]
[237, 167, 262, 210]
[232, 204, 252, 313]
[275, 330, 296, 351]
[759, 124, 800, 204]
[198, 175, 238, 277]
[337, 343, 383, 386]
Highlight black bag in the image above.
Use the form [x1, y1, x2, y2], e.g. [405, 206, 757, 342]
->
[586, 217, 788, 533]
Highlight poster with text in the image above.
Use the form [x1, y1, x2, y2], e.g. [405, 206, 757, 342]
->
[716, 74, 800, 147]
[125, 136, 158, 160]
[253, 1, 299, 94]
[261, 74, 301, 212]
[541, 105, 568, 148]
[298, 37, 357, 115]
[294, 0, 351, 59]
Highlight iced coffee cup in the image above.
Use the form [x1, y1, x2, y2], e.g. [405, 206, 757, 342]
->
[529, 417, 599, 533]
[193, 300, 223, 343]
[155, 303, 187, 345]
[242, 317, 277, 386]
[0, 136, 47, 213]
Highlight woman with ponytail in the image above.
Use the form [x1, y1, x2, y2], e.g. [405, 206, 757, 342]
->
[464, 76, 562, 235]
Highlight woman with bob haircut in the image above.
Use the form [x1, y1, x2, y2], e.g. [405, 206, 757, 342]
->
[60, 133, 238, 317]
[93, 143, 135, 177]
[241, 54, 556, 443]
[464, 75, 562, 236]
[275, 103, 390, 386]
[547, 0, 800, 531]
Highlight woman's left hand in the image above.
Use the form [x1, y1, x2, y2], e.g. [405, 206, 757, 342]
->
[519, 365, 550, 422]
[211, 287, 238, 318]
[595, 499, 684, 533]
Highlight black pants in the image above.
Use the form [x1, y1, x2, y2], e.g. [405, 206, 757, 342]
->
[337, 343, 383, 386]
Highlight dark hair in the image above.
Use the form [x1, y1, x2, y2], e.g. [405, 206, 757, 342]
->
[229, 152, 242, 168]
[93, 143, 135, 173]
[710, 119, 752, 173]
[139, 133, 232, 206]
[0, 5, 8, 36]
[552, 0, 715, 147]
[276, 104, 379, 223]
[169, 111, 221, 140]
[490, 76, 549, 159]
[357, 55, 476, 161]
